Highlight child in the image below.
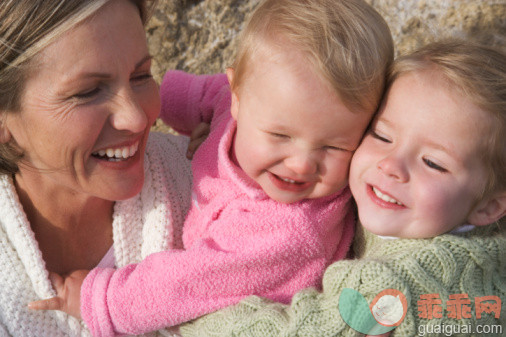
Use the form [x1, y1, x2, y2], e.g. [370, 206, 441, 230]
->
[29, 0, 393, 336]
[178, 39, 506, 337]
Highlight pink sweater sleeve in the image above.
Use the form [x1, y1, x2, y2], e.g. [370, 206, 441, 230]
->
[80, 203, 339, 337]
[159, 71, 229, 136]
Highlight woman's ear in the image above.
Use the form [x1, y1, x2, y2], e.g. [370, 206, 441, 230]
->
[0, 114, 12, 144]
[226, 68, 239, 120]
[467, 192, 506, 226]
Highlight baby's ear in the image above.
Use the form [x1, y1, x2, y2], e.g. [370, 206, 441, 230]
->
[0, 114, 12, 144]
[467, 191, 506, 226]
[226, 68, 240, 120]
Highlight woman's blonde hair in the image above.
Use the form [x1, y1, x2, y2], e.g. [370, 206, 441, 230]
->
[388, 39, 506, 195]
[0, 0, 156, 174]
[230, 0, 394, 114]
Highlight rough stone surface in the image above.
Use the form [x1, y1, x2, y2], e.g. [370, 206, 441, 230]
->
[147, 0, 505, 131]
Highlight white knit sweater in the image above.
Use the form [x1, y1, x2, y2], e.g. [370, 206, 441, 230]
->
[0, 133, 192, 337]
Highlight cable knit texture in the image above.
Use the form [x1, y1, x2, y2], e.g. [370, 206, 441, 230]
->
[0, 132, 192, 337]
[80, 71, 355, 337]
[180, 224, 506, 337]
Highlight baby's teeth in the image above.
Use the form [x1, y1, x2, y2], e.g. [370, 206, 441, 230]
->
[282, 178, 296, 183]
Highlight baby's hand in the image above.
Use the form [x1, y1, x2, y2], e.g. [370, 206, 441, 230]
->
[186, 122, 210, 159]
[28, 269, 89, 319]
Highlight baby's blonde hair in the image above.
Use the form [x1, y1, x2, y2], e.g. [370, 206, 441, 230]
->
[388, 39, 506, 196]
[230, 0, 394, 113]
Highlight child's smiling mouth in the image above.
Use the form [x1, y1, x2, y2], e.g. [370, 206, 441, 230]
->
[367, 185, 405, 208]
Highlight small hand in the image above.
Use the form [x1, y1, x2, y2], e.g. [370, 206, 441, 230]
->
[28, 269, 89, 319]
[186, 122, 210, 159]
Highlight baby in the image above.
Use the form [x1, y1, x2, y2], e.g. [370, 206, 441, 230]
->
[178, 39, 506, 337]
[29, 0, 393, 336]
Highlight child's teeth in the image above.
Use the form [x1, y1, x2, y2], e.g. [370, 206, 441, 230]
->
[106, 149, 115, 157]
[282, 178, 296, 183]
[372, 187, 403, 205]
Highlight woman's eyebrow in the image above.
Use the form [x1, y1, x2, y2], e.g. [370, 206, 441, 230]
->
[62, 55, 153, 83]
[135, 54, 152, 69]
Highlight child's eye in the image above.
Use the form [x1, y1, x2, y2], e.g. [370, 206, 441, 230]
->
[269, 132, 289, 139]
[370, 130, 391, 143]
[423, 158, 448, 173]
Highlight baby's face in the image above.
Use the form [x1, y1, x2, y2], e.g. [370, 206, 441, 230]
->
[230, 45, 372, 203]
[350, 71, 491, 238]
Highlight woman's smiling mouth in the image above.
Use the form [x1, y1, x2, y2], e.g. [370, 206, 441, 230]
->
[92, 141, 139, 162]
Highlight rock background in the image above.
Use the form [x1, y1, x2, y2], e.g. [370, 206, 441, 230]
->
[146, 0, 506, 131]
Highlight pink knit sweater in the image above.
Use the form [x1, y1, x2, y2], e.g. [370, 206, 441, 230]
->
[80, 71, 355, 337]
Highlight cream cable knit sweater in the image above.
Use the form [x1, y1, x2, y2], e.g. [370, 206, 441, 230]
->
[0, 133, 192, 337]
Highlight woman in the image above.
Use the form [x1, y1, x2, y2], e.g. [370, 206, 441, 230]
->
[0, 0, 192, 336]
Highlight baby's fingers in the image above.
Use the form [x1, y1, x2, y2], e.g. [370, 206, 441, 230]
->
[187, 122, 210, 159]
[28, 297, 64, 311]
[48, 272, 65, 293]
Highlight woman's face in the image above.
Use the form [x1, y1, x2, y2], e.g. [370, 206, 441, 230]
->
[4, 0, 160, 201]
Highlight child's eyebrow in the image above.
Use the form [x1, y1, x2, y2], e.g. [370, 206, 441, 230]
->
[422, 138, 468, 167]
[375, 116, 393, 128]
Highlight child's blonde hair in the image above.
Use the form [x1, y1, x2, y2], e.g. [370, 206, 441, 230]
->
[388, 39, 506, 196]
[230, 0, 394, 113]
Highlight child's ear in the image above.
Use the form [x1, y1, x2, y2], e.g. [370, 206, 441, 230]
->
[467, 192, 506, 226]
[0, 114, 12, 144]
[226, 68, 239, 120]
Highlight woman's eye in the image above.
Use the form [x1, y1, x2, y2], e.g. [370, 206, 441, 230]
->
[370, 130, 391, 143]
[74, 87, 101, 100]
[423, 158, 448, 173]
[131, 73, 153, 83]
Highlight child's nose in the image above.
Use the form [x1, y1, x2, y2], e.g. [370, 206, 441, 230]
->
[285, 152, 318, 176]
[377, 153, 408, 182]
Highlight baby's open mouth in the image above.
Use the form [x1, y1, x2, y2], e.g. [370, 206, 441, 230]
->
[276, 175, 305, 185]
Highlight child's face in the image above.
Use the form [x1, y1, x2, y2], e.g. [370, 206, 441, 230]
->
[350, 71, 491, 238]
[230, 46, 373, 203]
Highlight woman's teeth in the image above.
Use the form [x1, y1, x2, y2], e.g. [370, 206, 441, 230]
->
[372, 186, 403, 205]
[92, 142, 139, 161]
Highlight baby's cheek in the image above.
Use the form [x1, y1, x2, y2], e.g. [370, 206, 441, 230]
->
[327, 156, 353, 190]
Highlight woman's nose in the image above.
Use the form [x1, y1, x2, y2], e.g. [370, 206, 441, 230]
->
[109, 90, 148, 133]
[284, 152, 318, 176]
[377, 153, 408, 182]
